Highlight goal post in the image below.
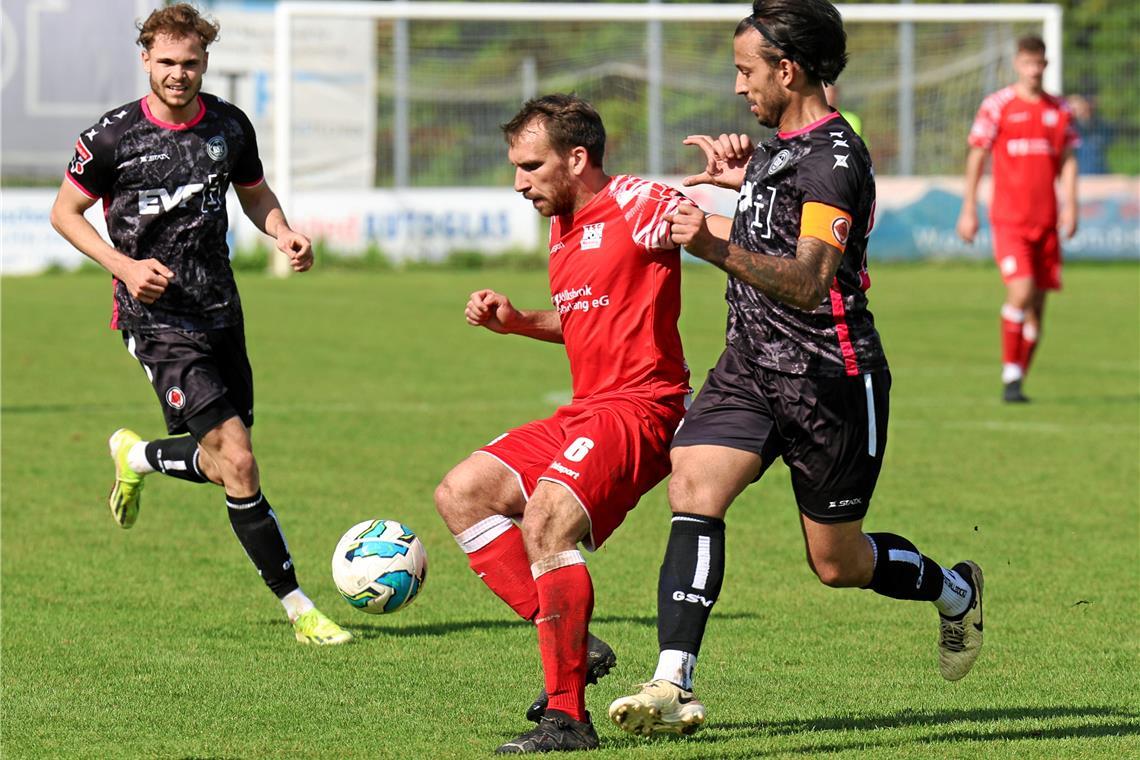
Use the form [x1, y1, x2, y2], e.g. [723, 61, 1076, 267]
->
[268, 1, 1063, 274]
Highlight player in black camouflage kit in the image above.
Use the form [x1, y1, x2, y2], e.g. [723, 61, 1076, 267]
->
[50, 3, 351, 646]
[610, 0, 985, 736]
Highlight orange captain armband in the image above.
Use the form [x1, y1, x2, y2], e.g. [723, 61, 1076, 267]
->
[800, 201, 852, 252]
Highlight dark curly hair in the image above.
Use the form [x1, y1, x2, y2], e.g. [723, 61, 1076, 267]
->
[136, 3, 220, 50]
[735, 0, 848, 86]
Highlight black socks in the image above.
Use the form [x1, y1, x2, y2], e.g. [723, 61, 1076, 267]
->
[657, 513, 726, 654]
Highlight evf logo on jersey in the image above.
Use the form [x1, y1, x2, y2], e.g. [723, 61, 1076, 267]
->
[139, 183, 205, 215]
[581, 223, 605, 251]
[138, 174, 226, 215]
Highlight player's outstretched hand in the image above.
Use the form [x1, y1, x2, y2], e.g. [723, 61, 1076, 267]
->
[465, 289, 520, 334]
[682, 133, 753, 190]
[277, 228, 313, 272]
[666, 203, 715, 259]
[956, 207, 979, 244]
[120, 258, 174, 304]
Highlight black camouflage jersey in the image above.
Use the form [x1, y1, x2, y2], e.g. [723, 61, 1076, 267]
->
[65, 93, 263, 331]
[727, 111, 888, 377]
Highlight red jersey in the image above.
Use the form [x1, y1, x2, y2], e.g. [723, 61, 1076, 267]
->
[548, 175, 690, 403]
[968, 86, 1079, 228]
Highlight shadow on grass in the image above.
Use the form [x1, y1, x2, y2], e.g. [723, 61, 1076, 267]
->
[635, 705, 1140, 755]
[338, 611, 759, 639]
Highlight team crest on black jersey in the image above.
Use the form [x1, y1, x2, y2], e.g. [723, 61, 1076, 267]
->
[768, 149, 792, 175]
[206, 135, 228, 161]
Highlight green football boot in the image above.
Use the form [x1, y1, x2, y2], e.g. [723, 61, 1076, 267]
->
[108, 428, 145, 529]
[293, 608, 353, 646]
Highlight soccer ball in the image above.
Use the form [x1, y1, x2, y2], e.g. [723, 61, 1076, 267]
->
[331, 519, 427, 614]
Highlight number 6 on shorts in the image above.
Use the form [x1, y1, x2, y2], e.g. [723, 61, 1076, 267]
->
[563, 437, 595, 463]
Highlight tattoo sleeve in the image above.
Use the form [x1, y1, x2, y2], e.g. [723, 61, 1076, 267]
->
[699, 236, 845, 311]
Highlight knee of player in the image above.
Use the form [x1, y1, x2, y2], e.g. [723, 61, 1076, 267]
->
[521, 493, 584, 556]
[433, 476, 464, 518]
[433, 465, 486, 515]
[810, 557, 863, 588]
[667, 472, 705, 513]
[223, 447, 258, 482]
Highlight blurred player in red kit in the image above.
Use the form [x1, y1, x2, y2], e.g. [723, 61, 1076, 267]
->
[957, 35, 1079, 403]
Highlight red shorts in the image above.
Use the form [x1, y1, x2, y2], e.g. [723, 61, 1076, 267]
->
[478, 395, 684, 550]
[992, 223, 1062, 291]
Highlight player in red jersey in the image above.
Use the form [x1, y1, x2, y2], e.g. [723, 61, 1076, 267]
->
[433, 94, 692, 754]
[957, 35, 1080, 403]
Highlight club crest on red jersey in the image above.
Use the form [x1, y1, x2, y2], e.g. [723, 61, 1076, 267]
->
[166, 387, 186, 409]
[581, 223, 605, 251]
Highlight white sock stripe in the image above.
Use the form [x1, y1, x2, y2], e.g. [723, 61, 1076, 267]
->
[268, 508, 291, 555]
[888, 548, 922, 568]
[1001, 304, 1027, 322]
[1022, 324, 1039, 342]
[671, 515, 711, 525]
[864, 373, 877, 458]
[692, 536, 711, 590]
[530, 549, 584, 579]
[866, 534, 879, 568]
[453, 514, 514, 554]
[191, 449, 204, 479]
[226, 493, 265, 509]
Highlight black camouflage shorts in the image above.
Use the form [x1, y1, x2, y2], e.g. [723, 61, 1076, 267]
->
[672, 345, 890, 523]
[122, 326, 253, 439]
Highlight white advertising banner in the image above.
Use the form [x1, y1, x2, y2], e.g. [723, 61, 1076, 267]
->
[4, 178, 1134, 275]
[232, 188, 540, 261]
[1, 189, 109, 274]
[2, 187, 539, 273]
[667, 175, 1140, 261]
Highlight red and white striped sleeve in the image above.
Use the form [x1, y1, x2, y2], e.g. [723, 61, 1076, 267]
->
[609, 175, 690, 254]
[968, 87, 1013, 151]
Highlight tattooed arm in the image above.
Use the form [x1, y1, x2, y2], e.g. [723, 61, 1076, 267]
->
[667, 203, 842, 311]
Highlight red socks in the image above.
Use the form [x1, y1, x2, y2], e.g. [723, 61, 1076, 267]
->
[461, 519, 539, 621]
[457, 518, 594, 722]
[1020, 322, 1039, 374]
[1001, 305, 1026, 380]
[534, 554, 593, 722]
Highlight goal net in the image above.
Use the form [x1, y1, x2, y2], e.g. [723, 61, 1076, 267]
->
[271, 2, 1061, 196]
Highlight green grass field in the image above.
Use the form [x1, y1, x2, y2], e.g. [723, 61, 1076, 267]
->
[3, 263, 1138, 759]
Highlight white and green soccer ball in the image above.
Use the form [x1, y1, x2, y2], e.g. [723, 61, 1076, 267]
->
[331, 519, 427, 614]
